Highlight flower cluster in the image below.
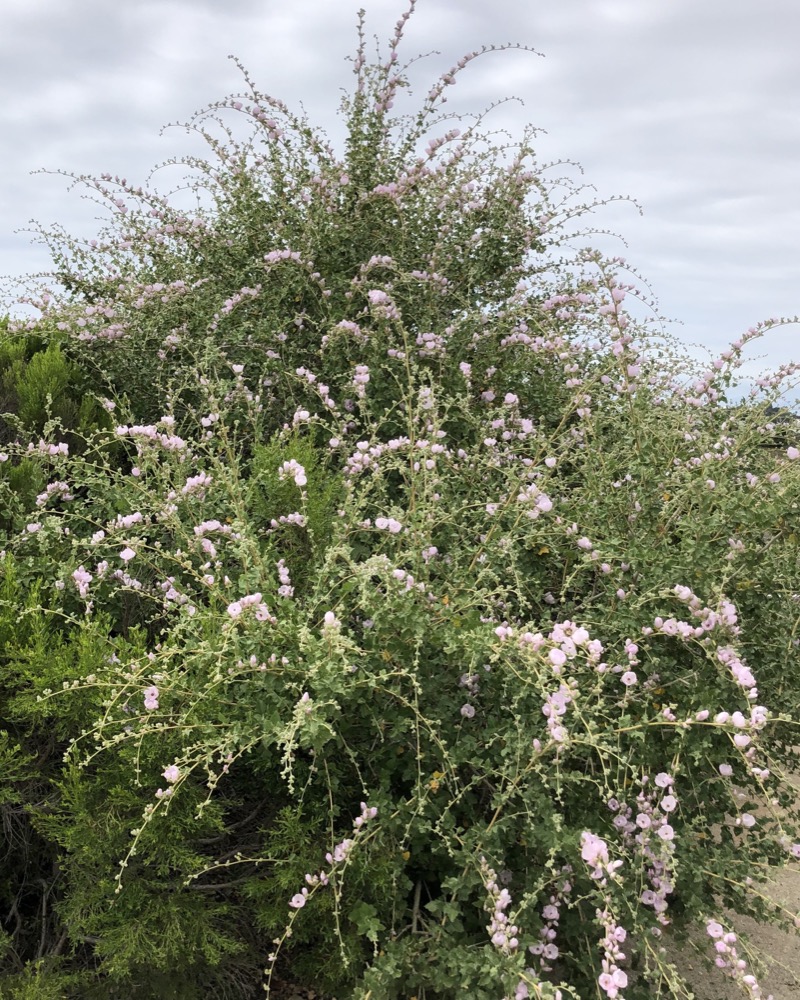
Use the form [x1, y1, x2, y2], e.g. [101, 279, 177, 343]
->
[278, 459, 307, 488]
[226, 592, 275, 622]
[276, 559, 293, 598]
[529, 865, 572, 973]
[580, 831, 624, 886]
[706, 920, 773, 999]
[595, 907, 629, 999]
[607, 772, 677, 927]
[480, 858, 520, 956]
[286, 803, 378, 913]
[35, 481, 73, 507]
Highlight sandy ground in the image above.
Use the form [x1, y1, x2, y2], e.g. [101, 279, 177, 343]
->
[663, 867, 800, 1000]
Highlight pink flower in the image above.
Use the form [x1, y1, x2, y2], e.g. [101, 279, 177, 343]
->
[620, 671, 637, 687]
[289, 890, 308, 909]
[787, 446, 799, 460]
[598, 973, 615, 995]
[279, 459, 307, 487]
[375, 516, 403, 533]
[162, 764, 180, 783]
[119, 547, 136, 563]
[71, 566, 93, 597]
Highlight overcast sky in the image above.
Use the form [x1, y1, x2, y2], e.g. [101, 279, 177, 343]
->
[1, 0, 799, 393]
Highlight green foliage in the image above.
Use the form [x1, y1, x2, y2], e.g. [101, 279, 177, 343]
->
[0, 328, 114, 533]
[0, 459, 46, 533]
[0, 960, 91, 1000]
[246, 432, 344, 594]
[0, 338, 99, 438]
[1, 5, 799, 1000]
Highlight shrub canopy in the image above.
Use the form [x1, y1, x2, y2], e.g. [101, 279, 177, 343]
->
[1, 4, 799, 999]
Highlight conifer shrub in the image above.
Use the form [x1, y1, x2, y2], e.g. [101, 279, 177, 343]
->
[0, 322, 113, 533]
[0, 333, 108, 441]
[1, 4, 799, 998]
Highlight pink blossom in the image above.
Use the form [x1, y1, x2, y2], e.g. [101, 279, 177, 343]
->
[375, 516, 403, 533]
[71, 566, 93, 598]
[581, 831, 609, 867]
[278, 459, 307, 487]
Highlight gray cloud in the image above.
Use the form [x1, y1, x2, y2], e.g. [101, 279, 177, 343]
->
[1, 0, 798, 389]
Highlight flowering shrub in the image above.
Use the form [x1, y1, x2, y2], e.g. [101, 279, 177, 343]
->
[1, 3, 800, 999]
